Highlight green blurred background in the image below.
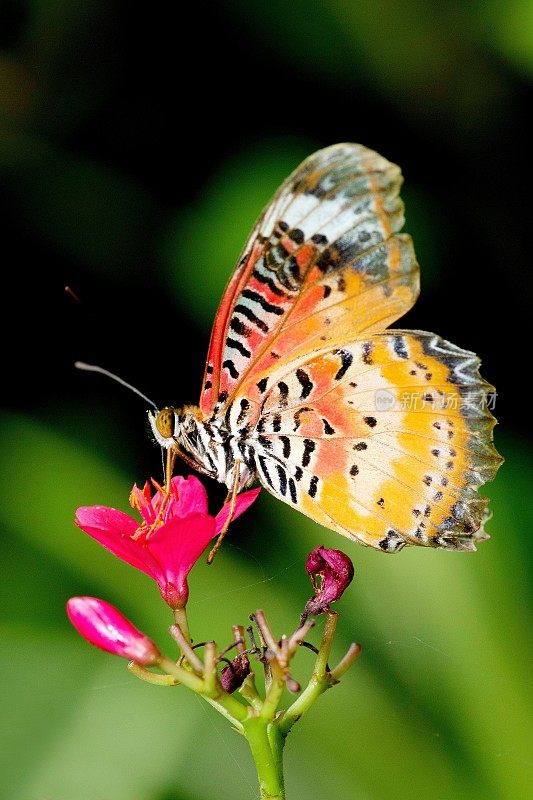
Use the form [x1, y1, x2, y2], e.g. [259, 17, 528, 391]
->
[1, 2, 532, 798]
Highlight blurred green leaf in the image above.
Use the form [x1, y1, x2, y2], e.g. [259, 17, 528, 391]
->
[474, 0, 533, 78]
[161, 138, 315, 329]
[228, 1, 509, 138]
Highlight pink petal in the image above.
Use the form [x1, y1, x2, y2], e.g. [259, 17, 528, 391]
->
[67, 597, 160, 664]
[215, 487, 261, 534]
[76, 505, 139, 534]
[164, 475, 209, 520]
[75, 506, 162, 579]
[147, 513, 216, 602]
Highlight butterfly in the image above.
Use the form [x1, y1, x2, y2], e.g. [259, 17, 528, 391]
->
[149, 143, 502, 557]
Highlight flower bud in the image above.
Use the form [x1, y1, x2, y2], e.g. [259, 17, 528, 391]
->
[67, 597, 160, 666]
[303, 546, 354, 617]
[220, 654, 251, 693]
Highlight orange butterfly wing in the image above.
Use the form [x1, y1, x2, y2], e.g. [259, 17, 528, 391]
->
[234, 332, 501, 551]
[200, 143, 419, 415]
[196, 143, 501, 551]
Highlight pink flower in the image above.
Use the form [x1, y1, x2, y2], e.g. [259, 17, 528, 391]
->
[75, 475, 260, 609]
[303, 546, 354, 618]
[67, 597, 160, 665]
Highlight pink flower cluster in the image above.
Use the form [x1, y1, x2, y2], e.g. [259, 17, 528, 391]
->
[68, 475, 259, 662]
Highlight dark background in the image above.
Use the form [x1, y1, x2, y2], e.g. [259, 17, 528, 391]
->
[1, 3, 532, 799]
[2, 1, 528, 443]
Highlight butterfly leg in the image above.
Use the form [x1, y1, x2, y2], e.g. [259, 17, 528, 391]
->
[165, 446, 177, 494]
[207, 461, 241, 564]
[134, 448, 177, 540]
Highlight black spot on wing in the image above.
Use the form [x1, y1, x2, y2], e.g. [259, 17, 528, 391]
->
[258, 455, 274, 489]
[241, 288, 285, 315]
[289, 228, 305, 244]
[237, 398, 250, 425]
[251, 269, 285, 298]
[279, 436, 291, 458]
[235, 303, 270, 332]
[296, 368, 313, 399]
[393, 334, 409, 359]
[302, 439, 316, 467]
[378, 530, 405, 553]
[288, 478, 297, 503]
[334, 349, 353, 380]
[277, 381, 289, 405]
[226, 338, 251, 358]
[230, 317, 251, 338]
[308, 475, 319, 498]
[223, 360, 239, 378]
[276, 465, 288, 496]
[322, 418, 335, 435]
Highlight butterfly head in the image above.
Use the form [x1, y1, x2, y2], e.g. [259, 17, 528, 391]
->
[148, 405, 217, 472]
[149, 406, 179, 448]
[149, 405, 204, 448]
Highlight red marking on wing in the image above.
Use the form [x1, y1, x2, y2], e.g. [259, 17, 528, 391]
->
[200, 240, 264, 412]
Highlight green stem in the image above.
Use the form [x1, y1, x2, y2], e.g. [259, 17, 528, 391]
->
[127, 662, 178, 686]
[243, 716, 286, 800]
[279, 672, 330, 734]
[159, 656, 248, 729]
[261, 662, 286, 721]
[173, 606, 190, 642]
[279, 612, 338, 735]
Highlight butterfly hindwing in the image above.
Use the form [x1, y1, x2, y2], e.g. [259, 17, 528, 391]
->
[200, 143, 419, 416]
[242, 331, 501, 552]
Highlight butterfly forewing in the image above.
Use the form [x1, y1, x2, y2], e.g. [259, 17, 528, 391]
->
[200, 143, 419, 416]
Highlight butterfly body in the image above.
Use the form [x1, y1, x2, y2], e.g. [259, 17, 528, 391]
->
[150, 404, 256, 492]
[151, 143, 502, 553]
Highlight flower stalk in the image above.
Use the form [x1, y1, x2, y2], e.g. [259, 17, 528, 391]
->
[69, 473, 360, 799]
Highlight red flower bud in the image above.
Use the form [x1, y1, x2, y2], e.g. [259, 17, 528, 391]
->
[303, 546, 354, 617]
[220, 654, 251, 693]
[67, 597, 160, 665]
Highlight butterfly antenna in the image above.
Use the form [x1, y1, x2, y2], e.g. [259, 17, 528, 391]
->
[74, 361, 158, 410]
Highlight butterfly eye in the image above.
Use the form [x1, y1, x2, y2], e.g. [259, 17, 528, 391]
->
[155, 407, 176, 439]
